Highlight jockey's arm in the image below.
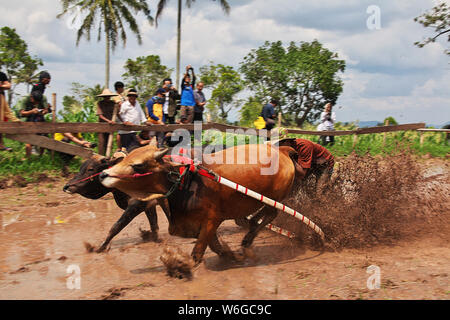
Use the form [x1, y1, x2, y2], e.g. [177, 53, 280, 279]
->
[294, 162, 308, 179]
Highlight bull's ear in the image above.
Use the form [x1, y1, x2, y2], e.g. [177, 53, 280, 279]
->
[149, 137, 158, 147]
[154, 148, 170, 161]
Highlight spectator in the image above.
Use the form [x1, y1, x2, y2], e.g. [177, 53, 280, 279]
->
[96, 88, 118, 155]
[117, 89, 149, 151]
[18, 91, 51, 158]
[146, 88, 166, 147]
[31, 71, 54, 113]
[261, 99, 278, 139]
[112, 81, 127, 151]
[193, 82, 206, 122]
[54, 132, 96, 176]
[0, 70, 20, 152]
[161, 78, 180, 124]
[31, 71, 51, 95]
[318, 102, 336, 146]
[180, 65, 196, 124]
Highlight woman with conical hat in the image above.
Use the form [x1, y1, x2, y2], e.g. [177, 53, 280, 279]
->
[97, 88, 118, 155]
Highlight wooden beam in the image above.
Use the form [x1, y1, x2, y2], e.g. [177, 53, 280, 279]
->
[286, 128, 357, 136]
[417, 128, 450, 132]
[5, 134, 95, 159]
[356, 123, 425, 134]
[0, 122, 216, 134]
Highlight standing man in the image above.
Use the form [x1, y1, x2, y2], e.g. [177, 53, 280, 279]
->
[261, 99, 278, 138]
[96, 88, 118, 155]
[193, 82, 206, 122]
[31, 71, 54, 114]
[161, 78, 180, 124]
[117, 89, 149, 151]
[112, 81, 127, 151]
[180, 65, 196, 124]
[18, 91, 51, 158]
[146, 88, 166, 147]
[318, 102, 336, 146]
[0, 70, 20, 151]
[31, 71, 51, 94]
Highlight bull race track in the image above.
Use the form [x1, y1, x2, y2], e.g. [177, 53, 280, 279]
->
[0, 154, 448, 300]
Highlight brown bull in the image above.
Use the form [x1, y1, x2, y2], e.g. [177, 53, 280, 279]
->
[99, 143, 296, 263]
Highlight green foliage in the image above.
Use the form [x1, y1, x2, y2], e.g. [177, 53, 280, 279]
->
[57, 0, 154, 49]
[383, 116, 398, 126]
[240, 40, 345, 127]
[59, 82, 103, 141]
[199, 62, 244, 123]
[239, 97, 262, 127]
[414, 2, 450, 56]
[0, 26, 43, 104]
[122, 55, 173, 104]
[57, 0, 154, 87]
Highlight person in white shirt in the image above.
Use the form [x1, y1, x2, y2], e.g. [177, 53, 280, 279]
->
[117, 89, 149, 151]
[318, 102, 336, 146]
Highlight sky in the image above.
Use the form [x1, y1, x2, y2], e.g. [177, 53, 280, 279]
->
[1, 0, 449, 126]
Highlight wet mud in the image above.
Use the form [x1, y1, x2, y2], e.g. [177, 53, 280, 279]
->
[0, 156, 448, 300]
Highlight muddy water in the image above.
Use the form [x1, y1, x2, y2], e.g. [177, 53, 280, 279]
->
[0, 157, 449, 300]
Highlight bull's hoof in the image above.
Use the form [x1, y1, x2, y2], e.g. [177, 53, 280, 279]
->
[140, 228, 160, 243]
[234, 218, 250, 229]
[243, 247, 259, 262]
[95, 246, 107, 253]
[84, 241, 96, 253]
[232, 251, 245, 262]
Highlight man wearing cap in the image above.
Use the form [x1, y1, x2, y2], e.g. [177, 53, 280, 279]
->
[18, 91, 51, 158]
[31, 71, 51, 95]
[31, 71, 54, 119]
[118, 89, 150, 151]
[0, 70, 20, 151]
[96, 88, 118, 155]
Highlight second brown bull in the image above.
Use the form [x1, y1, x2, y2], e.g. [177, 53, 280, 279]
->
[99, 143, 297, 264]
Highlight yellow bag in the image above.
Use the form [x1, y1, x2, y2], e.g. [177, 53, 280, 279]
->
[254, 116, 266, 129]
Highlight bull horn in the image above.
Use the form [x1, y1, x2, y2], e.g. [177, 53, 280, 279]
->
[149, 137, 158, 147]
[112, 150, 127, 159]
[154, 148, 170, 160]
[91, 154, 105, 162]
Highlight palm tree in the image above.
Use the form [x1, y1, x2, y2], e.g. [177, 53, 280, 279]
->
[57, 0, 154, 89]
[155, 0, 230, 89]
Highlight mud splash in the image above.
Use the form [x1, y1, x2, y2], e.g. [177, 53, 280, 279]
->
[274, 153, 450, 250]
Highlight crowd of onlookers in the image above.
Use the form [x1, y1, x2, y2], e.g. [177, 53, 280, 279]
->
[1, 64, 336, 169]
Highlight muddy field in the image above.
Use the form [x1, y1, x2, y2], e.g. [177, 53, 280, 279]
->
[0, 155, 448, 300]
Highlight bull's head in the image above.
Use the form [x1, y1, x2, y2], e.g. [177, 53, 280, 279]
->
[99, 143, 172, 201]
[63, 152, 126, 199]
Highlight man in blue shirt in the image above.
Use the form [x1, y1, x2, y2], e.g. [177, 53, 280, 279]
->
[261, 99, 278, 131]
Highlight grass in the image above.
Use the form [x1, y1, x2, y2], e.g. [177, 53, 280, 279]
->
[0, 128, 448, 180]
